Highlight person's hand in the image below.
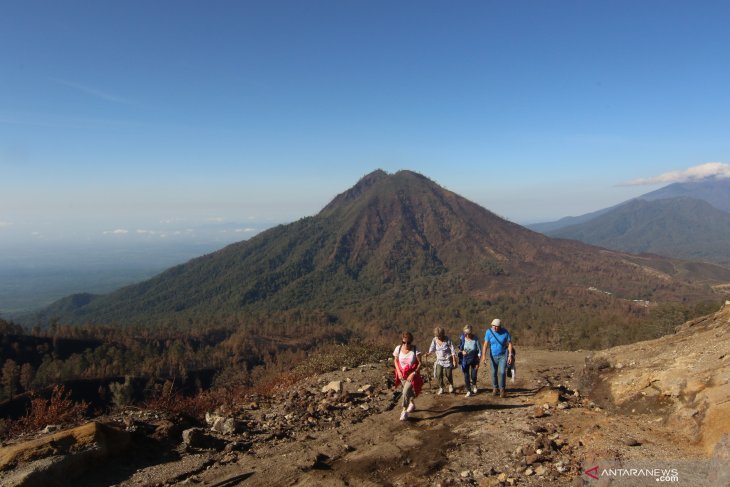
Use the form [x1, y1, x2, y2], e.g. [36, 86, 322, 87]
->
[508, 355, 513, 365]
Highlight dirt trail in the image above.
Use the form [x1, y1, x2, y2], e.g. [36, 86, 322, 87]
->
[187, 348, 713, 487]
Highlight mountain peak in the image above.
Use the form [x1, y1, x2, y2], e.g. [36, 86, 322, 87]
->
[321, 169, 437, 214]
[320, 169, 389, 213]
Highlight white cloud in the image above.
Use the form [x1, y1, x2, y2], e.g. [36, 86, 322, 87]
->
[136, 229, 157, 235]
[234, 228, 257, 233]
[0, 220, 12, 228]
[622, 162, 730, 186]
[208, 217, 225, 223]
[103, 229, 129, 235]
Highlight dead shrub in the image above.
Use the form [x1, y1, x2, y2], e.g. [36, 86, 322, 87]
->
[9, 385, 89, 438]
[143, 385, 231, 422]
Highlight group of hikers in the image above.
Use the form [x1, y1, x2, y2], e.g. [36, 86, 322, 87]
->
[392, 319, 514, 421]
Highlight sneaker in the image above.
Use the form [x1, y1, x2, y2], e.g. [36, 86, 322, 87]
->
[500, 389, 506, 398]
[492, 388, 499, 395]
[407, 402, 416, 413]
[400, 410, 408, 421]
[465, 391, 472, 397]
[437, 387, 444, 395]
[472, 385, 478, 394]
[448, 385, 454, 393]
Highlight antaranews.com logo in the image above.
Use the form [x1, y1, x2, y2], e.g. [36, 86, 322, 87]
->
[583, 465, 680, 483]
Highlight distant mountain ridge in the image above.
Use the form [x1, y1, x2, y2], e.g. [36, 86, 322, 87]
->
[528, 177, 730, 234]
[33, 170, 730, 348]
[548, 197, 730, 264]
[640, 177, 730, 212]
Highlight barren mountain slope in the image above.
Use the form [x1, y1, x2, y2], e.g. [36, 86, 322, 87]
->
[583, 301, 730, 455]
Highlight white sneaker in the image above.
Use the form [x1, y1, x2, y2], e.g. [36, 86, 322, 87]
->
[472, 385, 478, 394]
[465, 391, 472, 397]
[448, 385, 454, 393]
[407, 402, 416, 413]
[437, 387, 444, 395]
[400, 410, 408, 421]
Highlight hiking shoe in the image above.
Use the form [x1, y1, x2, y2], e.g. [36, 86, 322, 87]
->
[500, 389, 506, 398]
[465, 391, 472, 397]
[400, 410, 408, 421]
[407, 402, 416, 413]
[472, 385, 478, 394]
[437, 387, 444, 395]
[492, 388, 499, 395]
[448, 385, 454, 393]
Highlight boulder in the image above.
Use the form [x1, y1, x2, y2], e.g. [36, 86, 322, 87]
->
[205, 412, 246, 435]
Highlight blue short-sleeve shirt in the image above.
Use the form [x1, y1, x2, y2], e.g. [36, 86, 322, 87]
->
[484, 327, 512, 357]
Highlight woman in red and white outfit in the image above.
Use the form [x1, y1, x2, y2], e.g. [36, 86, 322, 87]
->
[393, 331, 423, 421]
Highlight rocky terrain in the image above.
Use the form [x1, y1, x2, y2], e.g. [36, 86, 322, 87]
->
[3, 307, 730, 486]
[582, 301, 730, 455]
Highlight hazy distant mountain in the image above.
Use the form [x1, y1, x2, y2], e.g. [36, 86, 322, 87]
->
[527, 206, 615, 234]
[639, 177, 730, 212]
[33, 170, 730, 348]
[529, 176, 730, 233]
[548, 197, 730, 263]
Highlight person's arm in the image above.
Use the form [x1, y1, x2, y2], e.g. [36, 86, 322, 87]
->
[450, 340, 457, 368]
[393, 347, 403, 380]
[507, 339, 514, 365]
[480, 340, 488, 365]
[474, 339, 480, 368]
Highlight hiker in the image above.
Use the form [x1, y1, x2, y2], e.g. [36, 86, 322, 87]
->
[458, 325, 481, 397]
[427, 327, 457, 394]
[393, 331, 423, 420]
[481, 318, 514, 398]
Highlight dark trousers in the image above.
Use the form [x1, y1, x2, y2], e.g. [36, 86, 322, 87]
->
[462, 363, 478, 390]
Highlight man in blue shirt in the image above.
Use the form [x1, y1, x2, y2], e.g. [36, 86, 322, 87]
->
[481, 318, 513, 398]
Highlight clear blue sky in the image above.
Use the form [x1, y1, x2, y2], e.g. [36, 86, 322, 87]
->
[2, 0, 730, 245]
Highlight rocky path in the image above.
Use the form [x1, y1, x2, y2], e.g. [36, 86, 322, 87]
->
[5, 348, 723, 486]
[185, 349, 714, 486]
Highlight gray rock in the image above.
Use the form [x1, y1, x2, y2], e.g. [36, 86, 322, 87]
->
[205, 412, 246, 435]
[709, 434, 730, 486]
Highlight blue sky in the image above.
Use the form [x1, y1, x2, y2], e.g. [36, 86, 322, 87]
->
[2, 0, 730, 246]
